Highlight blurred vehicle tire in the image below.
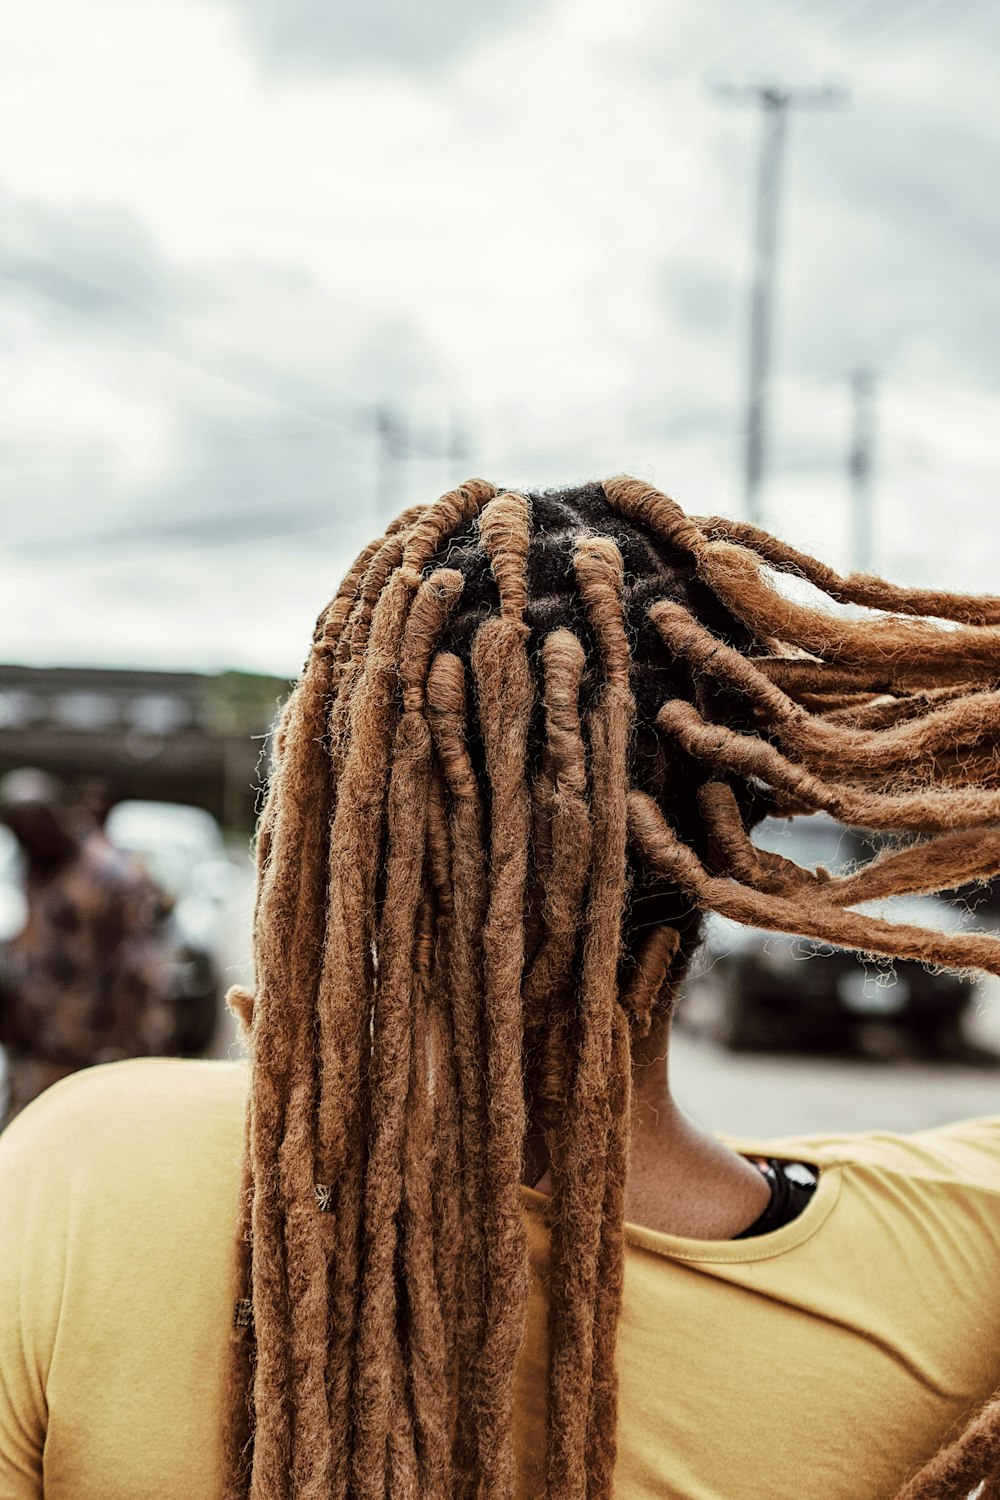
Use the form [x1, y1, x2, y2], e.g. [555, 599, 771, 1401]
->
[716, 968, 767, 1052]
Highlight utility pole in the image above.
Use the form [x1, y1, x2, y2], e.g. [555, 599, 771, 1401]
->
[374, 403, 409, 520]
[849, 367, 876, 573]
[712, 81, 847, 526]
[374, 403, 472, 519]
[449, 410, 470, 468]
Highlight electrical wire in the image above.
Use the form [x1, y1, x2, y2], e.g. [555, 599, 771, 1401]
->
[0, 241, 370, 436]
[6, 485, 376, 555]
[851, 0, 976, 50]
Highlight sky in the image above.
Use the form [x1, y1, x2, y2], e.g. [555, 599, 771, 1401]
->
[2, 0, 999, 677]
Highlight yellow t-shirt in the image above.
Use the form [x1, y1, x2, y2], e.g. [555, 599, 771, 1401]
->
[1, 1059, 999, 1500]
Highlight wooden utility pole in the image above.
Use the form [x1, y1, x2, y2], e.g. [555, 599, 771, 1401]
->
[849, 367, 877, 572]
[713, 81, 847, 525]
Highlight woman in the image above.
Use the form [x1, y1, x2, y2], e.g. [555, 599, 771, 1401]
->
[2, 476, 1000, 1499]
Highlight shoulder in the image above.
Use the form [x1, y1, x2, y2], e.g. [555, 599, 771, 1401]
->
[1, 1054, 247, 1140]
[0, 1058, 248, 1216]
[0, 1060, 247, 1491]
[746, 1117, 1000, 1196]
[0, 1057, 248, 1355]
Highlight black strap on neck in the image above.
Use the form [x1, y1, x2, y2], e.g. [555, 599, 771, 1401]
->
[734, 1158, 818, 1240]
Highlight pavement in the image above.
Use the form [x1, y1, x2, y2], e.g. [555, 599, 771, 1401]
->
[671, 1020, 1000, 1140]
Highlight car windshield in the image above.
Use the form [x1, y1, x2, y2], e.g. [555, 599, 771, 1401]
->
[106, 801, 224, 898]
[117, 839, 196, 897]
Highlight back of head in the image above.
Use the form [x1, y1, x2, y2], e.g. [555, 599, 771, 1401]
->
[225, 478, 1000, 1500]
[0, 768, 83, 872]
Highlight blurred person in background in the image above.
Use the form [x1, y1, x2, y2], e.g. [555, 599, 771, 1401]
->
[0, 767, 176, 1126]
[4, 479, 1000, 1498]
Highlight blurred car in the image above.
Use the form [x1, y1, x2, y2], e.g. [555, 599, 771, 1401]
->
[0, 825, 27, 949]
[681, 813, 978, 1055]
[106, 799, 233, 1054]
[0, 827, 27, 1025]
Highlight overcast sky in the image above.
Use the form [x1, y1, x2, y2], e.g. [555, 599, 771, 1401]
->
[2, 0, 999, 676]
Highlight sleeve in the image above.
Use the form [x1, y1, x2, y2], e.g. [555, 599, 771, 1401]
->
[774, 1117, 1000, 1192]
[0, 1084, 69, 1499]
[907, 1116, 1000, 1190]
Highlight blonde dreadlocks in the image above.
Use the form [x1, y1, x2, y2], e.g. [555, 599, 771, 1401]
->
[224, 477, 1000, 1500]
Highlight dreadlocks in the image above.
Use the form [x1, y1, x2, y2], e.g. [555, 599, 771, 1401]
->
[224, 477, 1000, 1500]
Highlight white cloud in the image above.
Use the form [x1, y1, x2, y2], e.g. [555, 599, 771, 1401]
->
[1, 0, 999, 675]
[213, 0, 544, 75]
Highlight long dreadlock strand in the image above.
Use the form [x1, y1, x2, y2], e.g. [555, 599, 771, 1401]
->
[223, 558, 375, 1498]
[575, 537, 635, 1500]
[628, 790, 1000, 975]
[395, 602, 466, 1499]
[424, 945, 464, 1469]
[238, 618, 355, 1500]
[695, 541, 1000, 675]
[657, 697, 1000, 834]
[894, 1390, 1000, 1500]
[399, 890, 453, 1500]
[277, 563, 393, 1500]
[697, 513, 1000, 626]
[318, 528, 438, 1499]
[545, 536, 635, 1500]
[819, 685, 977, 731]
[699, 779, 1000, 908]
[523, 629, 592, 1046]
[651, 599, 1000, 785]
[469, 491, 535, 1499]
[587, 1002, 632, 1496]
[352, 571, 465, 1499]
[756, 654, 999, 699]
[424, 650, 491, 1496]
[421, 765, 465, 1429]
[620, 926, 682, 1036]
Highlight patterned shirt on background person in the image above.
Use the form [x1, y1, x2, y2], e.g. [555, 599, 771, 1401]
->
[0, 829, 175, 1124]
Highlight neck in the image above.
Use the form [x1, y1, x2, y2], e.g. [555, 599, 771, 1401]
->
[525, 1015, 770, 1240]
[625, 1016, 771, 1238]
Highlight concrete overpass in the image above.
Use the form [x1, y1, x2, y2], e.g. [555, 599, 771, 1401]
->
[0, 664, 290, 831]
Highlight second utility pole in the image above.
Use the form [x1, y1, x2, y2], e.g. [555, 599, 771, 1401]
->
[849, 367, 877, 573]
[713, 81, 847, 526]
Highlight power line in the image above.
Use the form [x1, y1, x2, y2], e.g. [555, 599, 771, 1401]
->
[6, 487, 374, 555]
[701, 0, 883, 79]
[701, 0, 821, 76]
[0, 241, 368, 437]
[0, 242, 479, 525]
[885, 370, 1000, 414]
[849, 0, 966, 50]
